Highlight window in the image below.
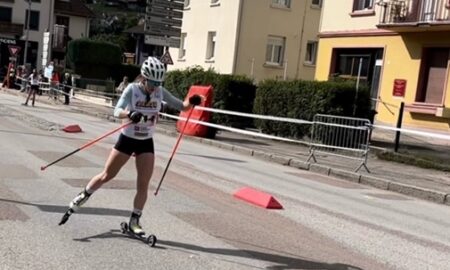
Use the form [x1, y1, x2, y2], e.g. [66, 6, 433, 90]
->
[353, 0, 374, 11]
[305, 41, 318, 65]
[0, 6, 12, 22]
[272, 0, 290, 8]
[416, 48, 450, 104]
[312, 0, 322, 7]
[184, 0, 190, 9]
[206, 31, 216, 60]
[25, 10, 40, 31]
[179, 33, 187, 59]
[266, 36, 285, 65]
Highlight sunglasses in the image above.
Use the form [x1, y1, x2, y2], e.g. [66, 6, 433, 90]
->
[146, 79, 162, 87]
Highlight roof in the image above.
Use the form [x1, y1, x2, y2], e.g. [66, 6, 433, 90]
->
[54, 0, 96, 18]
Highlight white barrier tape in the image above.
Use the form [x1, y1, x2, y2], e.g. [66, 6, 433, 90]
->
[162, 101, 312, 125]
[159, 112, 309, 145]
[371, 124, 450, 141]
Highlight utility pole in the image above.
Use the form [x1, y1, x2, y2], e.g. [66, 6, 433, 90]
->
[23, 0, 31, 66]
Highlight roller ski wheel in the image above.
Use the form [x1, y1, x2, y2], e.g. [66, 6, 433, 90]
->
[119, 222, 157, 247]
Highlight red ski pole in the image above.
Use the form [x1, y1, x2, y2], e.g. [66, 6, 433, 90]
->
[154, 108, 194, 196]
[41, 121, 131, 171]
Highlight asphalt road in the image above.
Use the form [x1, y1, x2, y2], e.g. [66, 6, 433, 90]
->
[0, 93, 449, 270]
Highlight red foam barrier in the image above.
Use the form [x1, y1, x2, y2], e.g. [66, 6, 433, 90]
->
[233, 187, 283, 209]
[62, 124, 82, 133]
[176, 85, 213, 137]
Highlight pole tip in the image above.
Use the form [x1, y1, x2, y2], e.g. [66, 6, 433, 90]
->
[40, 166, 45, 171]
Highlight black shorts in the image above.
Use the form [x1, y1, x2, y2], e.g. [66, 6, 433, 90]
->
[114, 134, 154, 156]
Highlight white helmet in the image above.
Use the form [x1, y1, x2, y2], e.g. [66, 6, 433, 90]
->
[141, 56, 165, 82]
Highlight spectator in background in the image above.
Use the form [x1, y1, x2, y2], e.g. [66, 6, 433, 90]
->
[22, 69, 40, 107]
[50, 70, 60, 100]
[62, 73, 72, 105]
[116, 76, 129, 95]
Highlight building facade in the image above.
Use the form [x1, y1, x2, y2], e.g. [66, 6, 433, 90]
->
[167, 0, 322, 82]
[0, 0, 93, 72]
[316, 0, 450, 131]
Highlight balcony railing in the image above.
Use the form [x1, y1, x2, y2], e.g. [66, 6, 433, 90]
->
[379, 0, 450, 25]
[0, 21, 24, 36]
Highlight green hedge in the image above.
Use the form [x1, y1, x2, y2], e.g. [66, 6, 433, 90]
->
[164, 67, 256, 131]
[253, 80, 371, 138]
[67, 39, 122, 78]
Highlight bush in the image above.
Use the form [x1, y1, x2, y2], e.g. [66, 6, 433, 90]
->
[67, 38, 122, 79]
[253, 80, 371, 139]
[164, 67, 256, 135]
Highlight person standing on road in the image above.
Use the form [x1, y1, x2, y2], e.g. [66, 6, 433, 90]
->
[62, 73, 72, 105]
[22, 69, 40, 107]
[61, 56, 202, 235]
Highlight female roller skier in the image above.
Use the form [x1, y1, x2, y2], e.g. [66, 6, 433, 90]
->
[60, 56, 201, 235]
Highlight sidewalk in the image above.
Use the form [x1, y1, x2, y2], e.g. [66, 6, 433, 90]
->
[2, 87, 449, 205]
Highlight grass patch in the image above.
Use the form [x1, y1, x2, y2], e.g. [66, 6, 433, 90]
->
[376, 151, 450, 172]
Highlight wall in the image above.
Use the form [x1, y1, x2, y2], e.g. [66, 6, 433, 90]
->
[168, 0, 240, 74]
[316, 31, 450, 131]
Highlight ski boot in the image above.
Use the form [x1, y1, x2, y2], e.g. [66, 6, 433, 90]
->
[129, 212, 145, 236]
[120, 212, 157, 247]
[59, 189, 91, 225]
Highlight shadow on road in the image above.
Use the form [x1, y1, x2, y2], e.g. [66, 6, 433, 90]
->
[72, 229, 363, 270]
[0, 198, 130, 217]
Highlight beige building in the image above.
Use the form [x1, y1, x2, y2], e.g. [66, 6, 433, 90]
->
[316, 0, 450, 131]
[168, 0, 322, 82]
[0, 0, 93, 70]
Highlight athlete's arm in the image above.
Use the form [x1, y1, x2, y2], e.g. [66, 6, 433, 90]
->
[162, 87, 193, 112]
[114, 85, 133, 118]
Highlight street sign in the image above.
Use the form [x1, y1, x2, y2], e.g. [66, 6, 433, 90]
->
[149, 0, 184, 10]
[147, 16, 182, 27]
[160, 50, 173, 65]
[145, 35, 180, 47]
[145, 0, 184, 43]
[147, 7, 183, 18]
[8, 45, 21, 56]
[146, 24, 181, 37]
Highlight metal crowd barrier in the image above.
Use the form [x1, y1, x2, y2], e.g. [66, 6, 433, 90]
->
[307, 114, 371, 173]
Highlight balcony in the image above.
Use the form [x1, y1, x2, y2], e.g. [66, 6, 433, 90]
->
[377, 0, 450, 31]
[0, 22, 24, 36]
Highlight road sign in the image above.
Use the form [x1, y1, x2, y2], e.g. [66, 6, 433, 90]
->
[145, 35, 180, 48]
[145, 24, 181, 37]
[8, 45, 21, 56]
[147, 7, 183, 19]
[149, 0, 184, 10]
[147, 16, 182, 27]
[145, 0, 184, 40]
[160, 50, 173, 65]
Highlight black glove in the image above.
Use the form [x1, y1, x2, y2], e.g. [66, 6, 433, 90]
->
[128, 111, 143, 123]
[189, 94, 202, 106]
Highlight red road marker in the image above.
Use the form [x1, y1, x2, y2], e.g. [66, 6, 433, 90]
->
[62, 124, 82, 133]
[233, 187, 283, 209]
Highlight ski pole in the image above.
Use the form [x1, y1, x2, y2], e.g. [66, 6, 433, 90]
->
[41, 121, 132, 171]
[154, 108, 194, 196]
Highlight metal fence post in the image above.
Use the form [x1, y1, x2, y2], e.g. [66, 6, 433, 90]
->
[394, 101, 405, 152]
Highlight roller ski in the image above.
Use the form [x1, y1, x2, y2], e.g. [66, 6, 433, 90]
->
[120, 212, 157, 247]
[59, 189, 91, 225]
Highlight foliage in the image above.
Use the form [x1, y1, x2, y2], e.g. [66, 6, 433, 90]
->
[67, 38, 122, 78]
[164, 67, 256, 136]
[253, 80, 371, 138]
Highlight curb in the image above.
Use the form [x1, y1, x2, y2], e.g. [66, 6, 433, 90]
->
[3, 88, 449, 205]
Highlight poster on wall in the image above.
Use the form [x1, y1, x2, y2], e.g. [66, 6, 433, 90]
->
[393, 79, 407, 98]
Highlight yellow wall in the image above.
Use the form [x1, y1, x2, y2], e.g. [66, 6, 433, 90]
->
[316, 32, 450, 131]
